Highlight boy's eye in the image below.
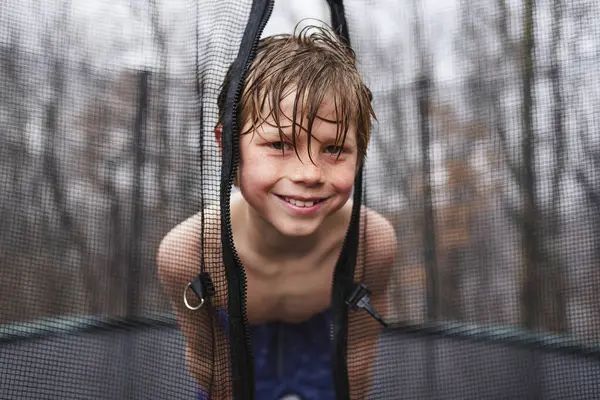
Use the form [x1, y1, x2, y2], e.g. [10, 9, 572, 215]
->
[270, 142, 291, 151]
[324, 145, 343, 155]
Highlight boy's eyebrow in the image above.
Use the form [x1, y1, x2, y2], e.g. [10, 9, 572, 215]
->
[263, 115, 345, 132]
[314, 114, 344, 124]
[259, 128, 293, 141]
[261, 126, 357, 146]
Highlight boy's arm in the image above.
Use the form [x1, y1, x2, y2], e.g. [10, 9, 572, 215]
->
[157, 215, 231, 399]
[347, 209, 397, 399]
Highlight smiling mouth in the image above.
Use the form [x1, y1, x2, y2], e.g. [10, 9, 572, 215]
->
[276, 195, 328, 208]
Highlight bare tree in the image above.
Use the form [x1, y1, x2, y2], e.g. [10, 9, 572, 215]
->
[516, 0, 569, 333]
[412, 0, 439, 322]
[515, 0, 542, 331]
[572, 0, 600, 337]
[536, 0, 568, 333]
[148, 0, 170, 214]
[0, 34, 32, 323]
[489, 0, 567, 333]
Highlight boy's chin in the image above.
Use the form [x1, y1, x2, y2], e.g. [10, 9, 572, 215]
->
[270, 218, 324, 238]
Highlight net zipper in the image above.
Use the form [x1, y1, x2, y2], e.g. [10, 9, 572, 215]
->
[323, 2, 358, 399]
[226, 0, 275, 398]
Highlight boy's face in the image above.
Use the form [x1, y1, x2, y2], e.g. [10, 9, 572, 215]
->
[237, 88, 358, 237]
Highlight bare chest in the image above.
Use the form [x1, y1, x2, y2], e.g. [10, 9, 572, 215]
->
[243, 253, 338, 325]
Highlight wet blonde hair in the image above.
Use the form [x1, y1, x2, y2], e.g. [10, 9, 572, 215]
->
[218, 23, 375, 171]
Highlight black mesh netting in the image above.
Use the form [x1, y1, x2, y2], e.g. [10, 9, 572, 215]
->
[1, 0, 600, 399]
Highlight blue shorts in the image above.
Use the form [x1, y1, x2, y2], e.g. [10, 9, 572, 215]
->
[197, 308, 334, 399]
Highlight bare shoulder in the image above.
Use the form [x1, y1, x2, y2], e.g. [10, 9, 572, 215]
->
[342, 200, 397, 265]
[361, 206, 397, 268]
[347, 204, 397, 290]
[156, 203, 223, 299]
[339, 200, 397, 283]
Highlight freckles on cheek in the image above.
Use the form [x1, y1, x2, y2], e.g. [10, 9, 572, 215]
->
[329, 167, 358, 192]
[241, 154, 279, 181]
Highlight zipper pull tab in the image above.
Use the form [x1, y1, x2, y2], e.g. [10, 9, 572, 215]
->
[184, 272, 216, 311]
[345, 283, 388, 328]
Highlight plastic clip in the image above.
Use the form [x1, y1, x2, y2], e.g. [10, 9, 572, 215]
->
[346, 283, 388, 328]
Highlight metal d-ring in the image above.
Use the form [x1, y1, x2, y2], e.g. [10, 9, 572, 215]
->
[183, 282, 205, 311]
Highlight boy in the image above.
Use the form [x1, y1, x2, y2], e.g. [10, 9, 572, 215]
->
[158, 25, 397, 399]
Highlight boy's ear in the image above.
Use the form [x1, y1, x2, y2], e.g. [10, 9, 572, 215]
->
[215, 124, 223, 152]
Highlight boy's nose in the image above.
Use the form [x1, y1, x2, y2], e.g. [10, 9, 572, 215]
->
[289, 161, 324, 186]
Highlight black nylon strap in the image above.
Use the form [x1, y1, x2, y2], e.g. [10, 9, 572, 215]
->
[220, 0, 274, 398]
[324, 2, 365, 399]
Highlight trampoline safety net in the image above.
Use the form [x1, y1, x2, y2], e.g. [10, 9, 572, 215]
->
[1, 0, 600, 399]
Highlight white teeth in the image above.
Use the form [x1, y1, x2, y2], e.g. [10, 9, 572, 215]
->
[284, 197, 316, 207]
